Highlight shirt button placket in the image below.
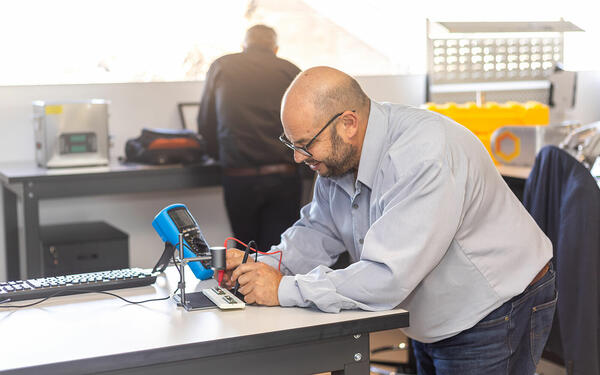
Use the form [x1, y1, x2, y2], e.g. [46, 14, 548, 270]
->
[351, 198, 360, 252]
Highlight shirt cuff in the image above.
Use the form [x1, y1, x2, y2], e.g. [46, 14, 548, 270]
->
[278, 275, 304, 307]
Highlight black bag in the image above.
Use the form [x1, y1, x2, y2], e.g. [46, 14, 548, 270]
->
[124, 128, 207, 165]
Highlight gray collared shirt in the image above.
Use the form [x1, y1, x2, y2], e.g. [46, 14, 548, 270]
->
[260, 100, 552, 343]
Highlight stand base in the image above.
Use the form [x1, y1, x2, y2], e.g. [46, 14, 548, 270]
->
[173, 292, 216, 311]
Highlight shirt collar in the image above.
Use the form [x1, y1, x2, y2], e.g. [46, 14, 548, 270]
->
[355, 100, 387, 190]
[328, 100, 387, 193]
[244, 46, 276, 55]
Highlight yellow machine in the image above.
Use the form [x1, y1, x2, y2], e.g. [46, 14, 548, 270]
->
[424, 101, 549, 164]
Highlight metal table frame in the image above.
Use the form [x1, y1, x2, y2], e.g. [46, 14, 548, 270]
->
[0, 161, 220, 280]
[37, 315, 408, 375]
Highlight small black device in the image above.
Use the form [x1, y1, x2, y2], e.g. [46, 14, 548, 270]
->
[39, 221, 129, 278]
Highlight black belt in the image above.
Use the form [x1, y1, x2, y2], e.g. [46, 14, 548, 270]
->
[223, 164, 296, 177]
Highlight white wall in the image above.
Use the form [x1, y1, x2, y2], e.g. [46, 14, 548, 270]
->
[0, 75, 427, 280]
[567, 71, 600, 125]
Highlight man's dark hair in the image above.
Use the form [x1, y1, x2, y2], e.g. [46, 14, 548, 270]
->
[244, 24, 278, 51]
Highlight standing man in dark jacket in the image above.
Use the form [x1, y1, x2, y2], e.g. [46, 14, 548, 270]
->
[197, 24, 302, 252]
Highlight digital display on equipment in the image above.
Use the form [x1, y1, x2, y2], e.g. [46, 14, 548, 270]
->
[69, 134, 87, 143]
[70, 145, 88, 153]
[59, 132, 97, 154]
[168, 207, 196, 229]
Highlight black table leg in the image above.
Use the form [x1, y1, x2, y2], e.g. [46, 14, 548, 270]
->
[2, 185, 19, 280]
[22, 182, 42, 278]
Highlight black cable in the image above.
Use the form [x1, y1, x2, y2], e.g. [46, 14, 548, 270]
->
[174, 249, 186, 292]
[169, 252, 181, 298]
[171, 252, 181, 273]
[0, 287, 173, 309]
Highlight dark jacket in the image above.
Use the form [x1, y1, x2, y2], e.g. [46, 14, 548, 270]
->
[197, 46, 300, 168]
[523, 145, 600, 375]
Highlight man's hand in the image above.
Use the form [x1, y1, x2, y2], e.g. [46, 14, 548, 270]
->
[222, 248, 255, 289]
[230, 262, 283, 306]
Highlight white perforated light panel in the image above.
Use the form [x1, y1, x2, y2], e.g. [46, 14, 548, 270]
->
[428, 36, 562, 84]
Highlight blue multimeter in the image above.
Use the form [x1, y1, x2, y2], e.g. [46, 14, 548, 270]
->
[152, 203, 214, 280]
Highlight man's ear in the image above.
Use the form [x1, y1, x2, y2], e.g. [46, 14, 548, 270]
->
[339, 111, 359, 140]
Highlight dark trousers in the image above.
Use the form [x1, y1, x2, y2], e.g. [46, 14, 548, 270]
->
[222, 172, 302, 253]
[412, 265, 557, 375]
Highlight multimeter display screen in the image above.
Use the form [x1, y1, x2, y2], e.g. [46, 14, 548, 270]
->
[168, 207, 195, 229]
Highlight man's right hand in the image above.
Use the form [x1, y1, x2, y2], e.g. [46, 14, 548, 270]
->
[222, 248, 255, 288]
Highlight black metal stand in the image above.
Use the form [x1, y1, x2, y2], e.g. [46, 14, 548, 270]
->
[171, 233, 215, 311]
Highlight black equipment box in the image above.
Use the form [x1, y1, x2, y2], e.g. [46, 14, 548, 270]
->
[39, 221, 129, 277]
[124, 128, 207, 165]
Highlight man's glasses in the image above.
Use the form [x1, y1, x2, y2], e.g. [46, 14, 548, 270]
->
[279, 110, 355, 158]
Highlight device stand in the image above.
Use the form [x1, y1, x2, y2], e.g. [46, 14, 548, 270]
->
[171, 233, 213, 311]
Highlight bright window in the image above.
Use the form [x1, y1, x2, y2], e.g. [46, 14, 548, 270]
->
[0, 0, 596, 86]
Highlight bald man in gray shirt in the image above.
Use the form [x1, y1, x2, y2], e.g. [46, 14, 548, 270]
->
[225, 66, 556, 374]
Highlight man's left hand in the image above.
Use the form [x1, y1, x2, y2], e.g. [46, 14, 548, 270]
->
[231, 262, 283, 306]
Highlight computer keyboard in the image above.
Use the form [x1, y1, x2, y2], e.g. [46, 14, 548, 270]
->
[0, 268, 157, 303]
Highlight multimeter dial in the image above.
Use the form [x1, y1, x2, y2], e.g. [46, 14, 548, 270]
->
[182, 228, 209, 253]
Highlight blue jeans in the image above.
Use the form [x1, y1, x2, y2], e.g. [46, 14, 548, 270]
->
[412, 265, 557, 375]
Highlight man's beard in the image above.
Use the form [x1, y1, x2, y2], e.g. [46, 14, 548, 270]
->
[308, 129, 359, 178]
